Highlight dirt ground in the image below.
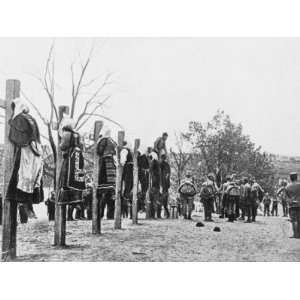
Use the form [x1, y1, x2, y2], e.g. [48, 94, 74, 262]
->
[1, 207, 299, 262]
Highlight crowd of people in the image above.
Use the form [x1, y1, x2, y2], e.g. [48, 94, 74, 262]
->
[1, 97, 300, 239]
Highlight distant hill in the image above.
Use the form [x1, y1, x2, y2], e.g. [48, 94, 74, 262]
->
[272, 156, 300, 180]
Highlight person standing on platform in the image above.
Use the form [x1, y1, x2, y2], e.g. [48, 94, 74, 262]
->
[153, 132, 168, 159]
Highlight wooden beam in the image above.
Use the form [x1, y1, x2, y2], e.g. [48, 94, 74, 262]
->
[92, 121, 103, 234]
[132, 139, 140, 224]
[114, 131, 125, 229]
[54, 106, 69, 246]
[1, 79, 20, 261]
[0, 98, 5, 109]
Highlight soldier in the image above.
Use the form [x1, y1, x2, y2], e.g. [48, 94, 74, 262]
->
[263, 192, 271, 216]
[225, 179, 240, 222]
[239, 179, 246, 220]
[271, 196, 279, 217]
[178, 171, 197, 220]
[160, 154, 171, 218]
[200, 173, 217, 222]
[243, 178, 253, 223]
[220, 175, 231, 218]
[277, 180, 288, 217]
[249, 178, 264, 222]
[285, 172, 300, 238]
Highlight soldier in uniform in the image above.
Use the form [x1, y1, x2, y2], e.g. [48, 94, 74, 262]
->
[285, 172, 300, 238]
[220, 175, 231, 218]
[277, 180, 288, 217]
[225, 178, 240, 222]
[178, 171, 197, 220]
[239, 179, 246, 220]
[263, 192, 271, 216]
[243, 178, 253, 223]
[200, 173, 217, 222]
[249, 178, 264, 222]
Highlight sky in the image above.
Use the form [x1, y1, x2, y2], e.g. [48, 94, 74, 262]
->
[1, 37, 300, 155]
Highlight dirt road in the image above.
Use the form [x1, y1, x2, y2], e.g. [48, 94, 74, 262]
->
[1, 211, 299, 261]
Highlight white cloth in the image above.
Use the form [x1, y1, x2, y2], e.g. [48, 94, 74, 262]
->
[12, 98, 29, 119]
[17, 144, 43, 193]
[120, 148, 129, 166]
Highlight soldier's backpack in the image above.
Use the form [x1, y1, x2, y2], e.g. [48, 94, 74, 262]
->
[200, 183, 215, 200]
[179, 181, 197, 197]
[227, 184, 240, 196]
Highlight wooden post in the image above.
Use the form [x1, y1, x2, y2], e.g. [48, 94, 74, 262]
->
[114, 131, 125, 229]
[92, 121, 103, 234]
[132, 139, 140, 224]
[145, 169, 151, 219]
[1, 79, 20, 261]
[54, 106, 69, 246]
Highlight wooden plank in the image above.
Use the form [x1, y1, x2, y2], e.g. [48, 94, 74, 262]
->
[132, 139, 140, 224]
[92, 121, 103, 234]
[1, 79, 20, 261]
[54, 106, 69, 246]
[0, 98, 6, 108]
[114, 131, 125, 229]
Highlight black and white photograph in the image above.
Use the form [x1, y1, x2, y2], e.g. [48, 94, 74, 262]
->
[0, 4, 300, 300]
[1, 36, 299, 262]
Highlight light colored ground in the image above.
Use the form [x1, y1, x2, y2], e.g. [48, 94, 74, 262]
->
[1, 207, 299, 261]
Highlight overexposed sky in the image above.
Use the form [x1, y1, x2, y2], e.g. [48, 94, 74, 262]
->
[1, 37, 300, 155]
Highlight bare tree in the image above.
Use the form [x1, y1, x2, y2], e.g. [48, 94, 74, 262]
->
[170, 132, 192, 186]
[23, 42, 122, 188]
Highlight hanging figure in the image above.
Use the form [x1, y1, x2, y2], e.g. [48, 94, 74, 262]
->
[120, 141, 134, 218]
[57, 120, 86, 209]
[96, 129, 117, 219]
[6, 98, 44, 222]
[149, 151, 161, 219]
[137, 147, 151, 211]
[160, 154, 171, 218]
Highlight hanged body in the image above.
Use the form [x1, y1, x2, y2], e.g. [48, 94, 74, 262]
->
[96, 129, 117, 219]
[58, 121, 86, 211]
[6, 98, 44, 220]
